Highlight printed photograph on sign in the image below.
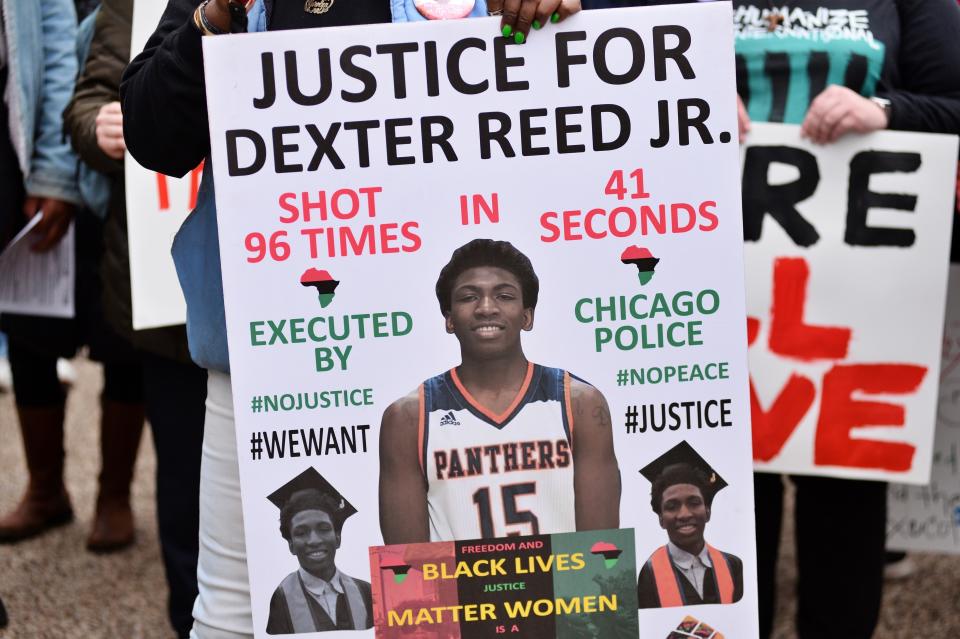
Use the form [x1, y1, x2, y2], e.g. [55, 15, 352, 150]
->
[636, 441, 743, 609]
[665, 615, 725, 639]
[264, 467, 373, 634]
[379, 239, 619, 544]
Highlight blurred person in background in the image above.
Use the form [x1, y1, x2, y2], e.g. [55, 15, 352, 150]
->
[0, 0, 145, 554]
[733, 1, 960, 637]
[63, 0, 208, 635]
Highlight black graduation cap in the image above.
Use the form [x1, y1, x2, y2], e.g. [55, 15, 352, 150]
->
[638, 440, 728, 496]
[266, 466, 357, 528]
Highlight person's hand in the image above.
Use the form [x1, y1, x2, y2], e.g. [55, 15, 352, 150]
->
[202, 0, 235, 33]
[488, 0, 580, 44]
[737, 94, 750, 142]
[800, 84, 887, 145]
[23, 197, 76, 253]
[95, 102, 126, 160]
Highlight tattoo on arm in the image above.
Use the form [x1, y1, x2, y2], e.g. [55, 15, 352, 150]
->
[572, 386, 611, 431]
[592, 403, 611, 429]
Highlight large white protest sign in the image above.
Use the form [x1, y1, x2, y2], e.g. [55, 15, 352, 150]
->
[745, 123, 958, 485]
[205, 5, 758, 637]
[124, 0, 197, 329]
[0, 216, 74, 318]
[887, 264, 960, 554]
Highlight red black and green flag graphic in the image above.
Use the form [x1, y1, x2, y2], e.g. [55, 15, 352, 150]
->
[379, 556, 412, 584]
[300, 268, 339, 308]
[620, 246, 659, 285]
[590, 541, 623, 569]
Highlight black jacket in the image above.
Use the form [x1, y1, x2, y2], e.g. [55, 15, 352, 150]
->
[120, 0, 389, 178]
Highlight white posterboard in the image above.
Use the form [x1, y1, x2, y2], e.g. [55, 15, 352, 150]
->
[206, 5, 758, 638]
[124, 0, 197, 329]
[0, 215, 75, 318]
[887, 264, 960, 554]
[744, 123, 958, 484]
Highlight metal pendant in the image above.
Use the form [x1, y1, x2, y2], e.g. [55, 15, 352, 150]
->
[304, 0, 334, 15]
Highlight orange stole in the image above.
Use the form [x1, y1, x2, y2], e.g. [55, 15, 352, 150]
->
[650, 544, 734, 607]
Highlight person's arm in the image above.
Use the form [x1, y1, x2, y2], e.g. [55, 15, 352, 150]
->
[570, 379, 620, 530]
[801, 0, 960, 143]
[882, 0, 960, 134]
[64, 0, 133, 175]
[119, 0, 212, 177]
[24, 0, 83, 252]
[26, 0, 81, 205]
[378, 391, 430, 544]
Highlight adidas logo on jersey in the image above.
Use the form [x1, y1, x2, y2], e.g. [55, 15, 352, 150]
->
[439, 411, 460, 426]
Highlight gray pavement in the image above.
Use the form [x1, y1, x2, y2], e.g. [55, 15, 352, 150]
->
[0, 357, 957, 638]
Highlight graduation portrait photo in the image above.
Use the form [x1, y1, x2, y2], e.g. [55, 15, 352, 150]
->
[264, 467, 373, 634]
[636, 441, 744, 609]
[378, 239, 621, 544]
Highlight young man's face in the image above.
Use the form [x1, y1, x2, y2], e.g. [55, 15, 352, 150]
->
[658, 483, 710, 553]
[445, 266, 534, 359]
[288, 509, 340, 579]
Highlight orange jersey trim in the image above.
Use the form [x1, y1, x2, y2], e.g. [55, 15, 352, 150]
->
[417, 385, 426, 477]
[563, 371, 574, 448]
[449, 362, 534, 425]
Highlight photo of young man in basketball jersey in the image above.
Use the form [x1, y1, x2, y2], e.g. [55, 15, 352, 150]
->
[636, 441, 743, 609]
[379, 239, 621, 544]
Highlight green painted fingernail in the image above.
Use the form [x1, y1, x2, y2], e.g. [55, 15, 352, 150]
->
[550, 12, 559, 22]
[514, 31, 525, 44]
[533, 19, 541, 29]
[502, 24, 512, 36]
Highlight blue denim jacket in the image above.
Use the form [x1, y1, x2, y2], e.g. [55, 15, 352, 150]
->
[2, 0, 81, 204]
[173, 0, 488, 372]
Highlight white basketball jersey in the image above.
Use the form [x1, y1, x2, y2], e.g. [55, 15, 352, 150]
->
[420, 363, 578, 541]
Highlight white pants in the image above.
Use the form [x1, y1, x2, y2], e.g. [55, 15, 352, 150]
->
[191, 371, 253, 639]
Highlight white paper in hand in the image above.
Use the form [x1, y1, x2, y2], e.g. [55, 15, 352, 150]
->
[0, 214, 75, 318]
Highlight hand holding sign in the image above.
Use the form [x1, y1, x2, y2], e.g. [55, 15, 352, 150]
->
[485, 0, 579, 43]
[800, 85, 888, 145]
[202, 0, 237, 33]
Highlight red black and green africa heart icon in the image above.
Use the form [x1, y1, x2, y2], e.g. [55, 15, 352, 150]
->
[590, 541, 623, 569]
[380, 556, 412, 584]
[620, 246, 660, 285]
[300, 268, 340, 308]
